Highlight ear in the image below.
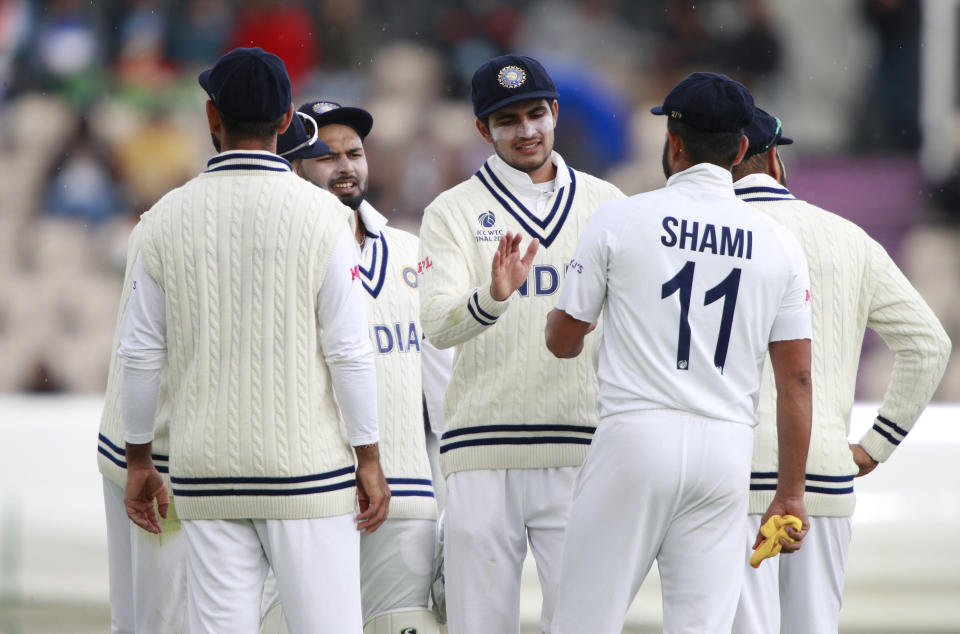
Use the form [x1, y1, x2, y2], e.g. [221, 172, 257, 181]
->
[277, 103, 295, 135]
[550, 99, 559, 128]
[667, 129, 684, 156]
[206, 100, 221, 136]
[476, 118, 493, 144]
[731, 135, 749, 166]
[767, 147, 781, 181]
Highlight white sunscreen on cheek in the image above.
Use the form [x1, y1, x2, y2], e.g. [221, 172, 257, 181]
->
[490, 113, 554, 142]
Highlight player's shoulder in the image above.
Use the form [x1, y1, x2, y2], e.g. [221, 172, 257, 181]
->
[382, 225, 419, 250]
[425, 176, 483, 214]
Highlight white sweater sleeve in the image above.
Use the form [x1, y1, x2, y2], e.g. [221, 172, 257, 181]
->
[418, 202, 512, 349]
[118, 253, 167, 444]
[858, 239, 951, 462]
[421, 337, 454, 436]
[318, 227, 379, 446]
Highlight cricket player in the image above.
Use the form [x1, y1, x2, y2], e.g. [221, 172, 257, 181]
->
[98, 216, 185, 633]
[418, 54, 624, 634]
[546, 72, 813, 634]
[261, 99, 444, 634]
[731, 108, 952, 634]
[118, 47, 389, 633]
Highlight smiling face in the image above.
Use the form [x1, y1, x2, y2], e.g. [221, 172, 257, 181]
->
[296, 123, 369, 210]
[476, 98, 559, 183]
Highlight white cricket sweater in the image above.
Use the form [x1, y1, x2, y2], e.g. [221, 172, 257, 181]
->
[97, 217, 174, 487]
[736, 173, 951, 516]
[419, 153, 624, 475]
[137, 152, 361, 520]
[353, 202, 437, 519]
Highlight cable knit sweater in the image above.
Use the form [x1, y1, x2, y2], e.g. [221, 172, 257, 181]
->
[736, 173, 951, 516]
[419, 154, 624, 476]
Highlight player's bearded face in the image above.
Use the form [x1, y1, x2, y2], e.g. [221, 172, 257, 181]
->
[486, 99, 557, 174]
[301, 124, 369, 211]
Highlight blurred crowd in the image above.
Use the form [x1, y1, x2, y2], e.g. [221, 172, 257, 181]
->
[0, 0, 956, 397]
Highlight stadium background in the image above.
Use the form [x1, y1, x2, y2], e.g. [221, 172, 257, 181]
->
[0, 0, 957, 631]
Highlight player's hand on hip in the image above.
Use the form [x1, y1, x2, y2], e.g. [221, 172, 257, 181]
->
[354, 444, 390, 534]
[490, 231, 539, 301]
[756, 495, 809, 554]
[849, 443, 879, 477]
[124, 466, 169, 534]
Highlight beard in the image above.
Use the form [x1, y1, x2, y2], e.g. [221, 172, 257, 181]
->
[329, 179, 368, 211]
[210, 133, 221, 153]
[776, 153, 788, 187]
[661, 140, 672, 179]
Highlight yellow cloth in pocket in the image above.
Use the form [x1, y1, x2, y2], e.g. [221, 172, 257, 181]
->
[749, 514, 802, 569]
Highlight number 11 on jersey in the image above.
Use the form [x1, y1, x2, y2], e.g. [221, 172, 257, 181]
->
[661, 261, 742, 373]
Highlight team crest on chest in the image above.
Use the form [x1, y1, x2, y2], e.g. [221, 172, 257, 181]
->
[401, 266, 419, 289]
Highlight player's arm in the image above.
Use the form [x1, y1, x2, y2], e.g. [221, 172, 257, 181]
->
[418, 202, 537, 349]
[853, 239, 951, 469]
[317, 225, 389, 534]
[421, 336, 453, 437]
[117, 252, 169, 534]
[546, 207, 612, 358]
[758, 231, 814, 552]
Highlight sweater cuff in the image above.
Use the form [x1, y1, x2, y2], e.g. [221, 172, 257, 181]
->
[468, 285, 511, 326]
[857, 415, 907, 462]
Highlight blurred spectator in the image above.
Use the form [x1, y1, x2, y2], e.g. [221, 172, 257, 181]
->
[166, 0, 232, 68]
[0, 0, 32, 103]
[26, 0, 103, 103]
[110, 0, 179, 96]
[227, 0, 318, 89]
[854, 0, 921, 152]
[42, 114, 125, 226]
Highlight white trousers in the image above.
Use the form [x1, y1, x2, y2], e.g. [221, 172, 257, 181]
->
[260, 517, 437, 629]
[444, 466, 578, 634]
[103, 477, 187, 634]
[551, 414, 754, 634]
[733, 514, 852, 634]
[183, 515, 361, 634]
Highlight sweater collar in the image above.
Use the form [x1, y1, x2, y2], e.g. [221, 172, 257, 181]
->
[205, 150, 292, 174]
[666, 162, 736, 194]
[489, 151, 571, 195]
[349, 200, 389, 254]
[733, 172, 797, 202]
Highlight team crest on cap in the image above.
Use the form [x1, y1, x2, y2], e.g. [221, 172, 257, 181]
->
[497, 66, 526, 89]
[402, 266, 419, 288]
[312, 101, 339, 114]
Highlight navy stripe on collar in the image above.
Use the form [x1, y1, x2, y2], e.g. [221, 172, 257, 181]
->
[205, 152, 292, 173]
[359, 233, 389, 298]
[481, 163, 565, 230]
[735, 186, 792, 196]
[475, 165, 577, 248]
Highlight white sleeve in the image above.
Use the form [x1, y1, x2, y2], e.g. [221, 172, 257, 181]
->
[768, 231, 812, 342]
[118, 253, 167, 444]
[421, 337, 454, 436]
[317, 226, 379, 446]
[555, 209, 614, 323]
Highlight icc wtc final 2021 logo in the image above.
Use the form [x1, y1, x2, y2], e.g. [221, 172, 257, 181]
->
[476, 211, 504, 243]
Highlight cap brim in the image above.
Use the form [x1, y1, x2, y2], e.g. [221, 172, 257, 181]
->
[299, 105, 374, 139]
[777, 135, 794, 146]
[650, 105, 666, 115]
[476, 91, 560, 119]
[284, 139, 331, 161]
[198, 69, 212, 92]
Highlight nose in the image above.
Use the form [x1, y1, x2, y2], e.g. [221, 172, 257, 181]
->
[520, 118, 537, 138]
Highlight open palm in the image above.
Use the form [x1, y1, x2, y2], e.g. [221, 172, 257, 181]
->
[490, 231, 539, 301]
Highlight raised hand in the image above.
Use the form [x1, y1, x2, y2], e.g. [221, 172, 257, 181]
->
[490, 231, 539, 301]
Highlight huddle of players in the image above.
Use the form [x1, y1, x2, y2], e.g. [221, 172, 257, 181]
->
[98, 46, 950, 634]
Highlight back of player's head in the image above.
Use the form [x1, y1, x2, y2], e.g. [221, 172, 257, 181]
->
[277, 111, 330, 160]
[199, 47, 292, 138]
[743, 107, 793, 160]
[653, 72, 755, 168]
[471, 54, 559, 120]
[299, 101, 374, 140]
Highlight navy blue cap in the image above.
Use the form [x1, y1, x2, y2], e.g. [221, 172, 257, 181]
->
[277, 111, 330, 160]
[743, 107, 793, 159]
[471, 55, 559, 119]
[198, 47, 292, 122]
[651, 72, 755, 133]
[298, 100, 373, 139]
